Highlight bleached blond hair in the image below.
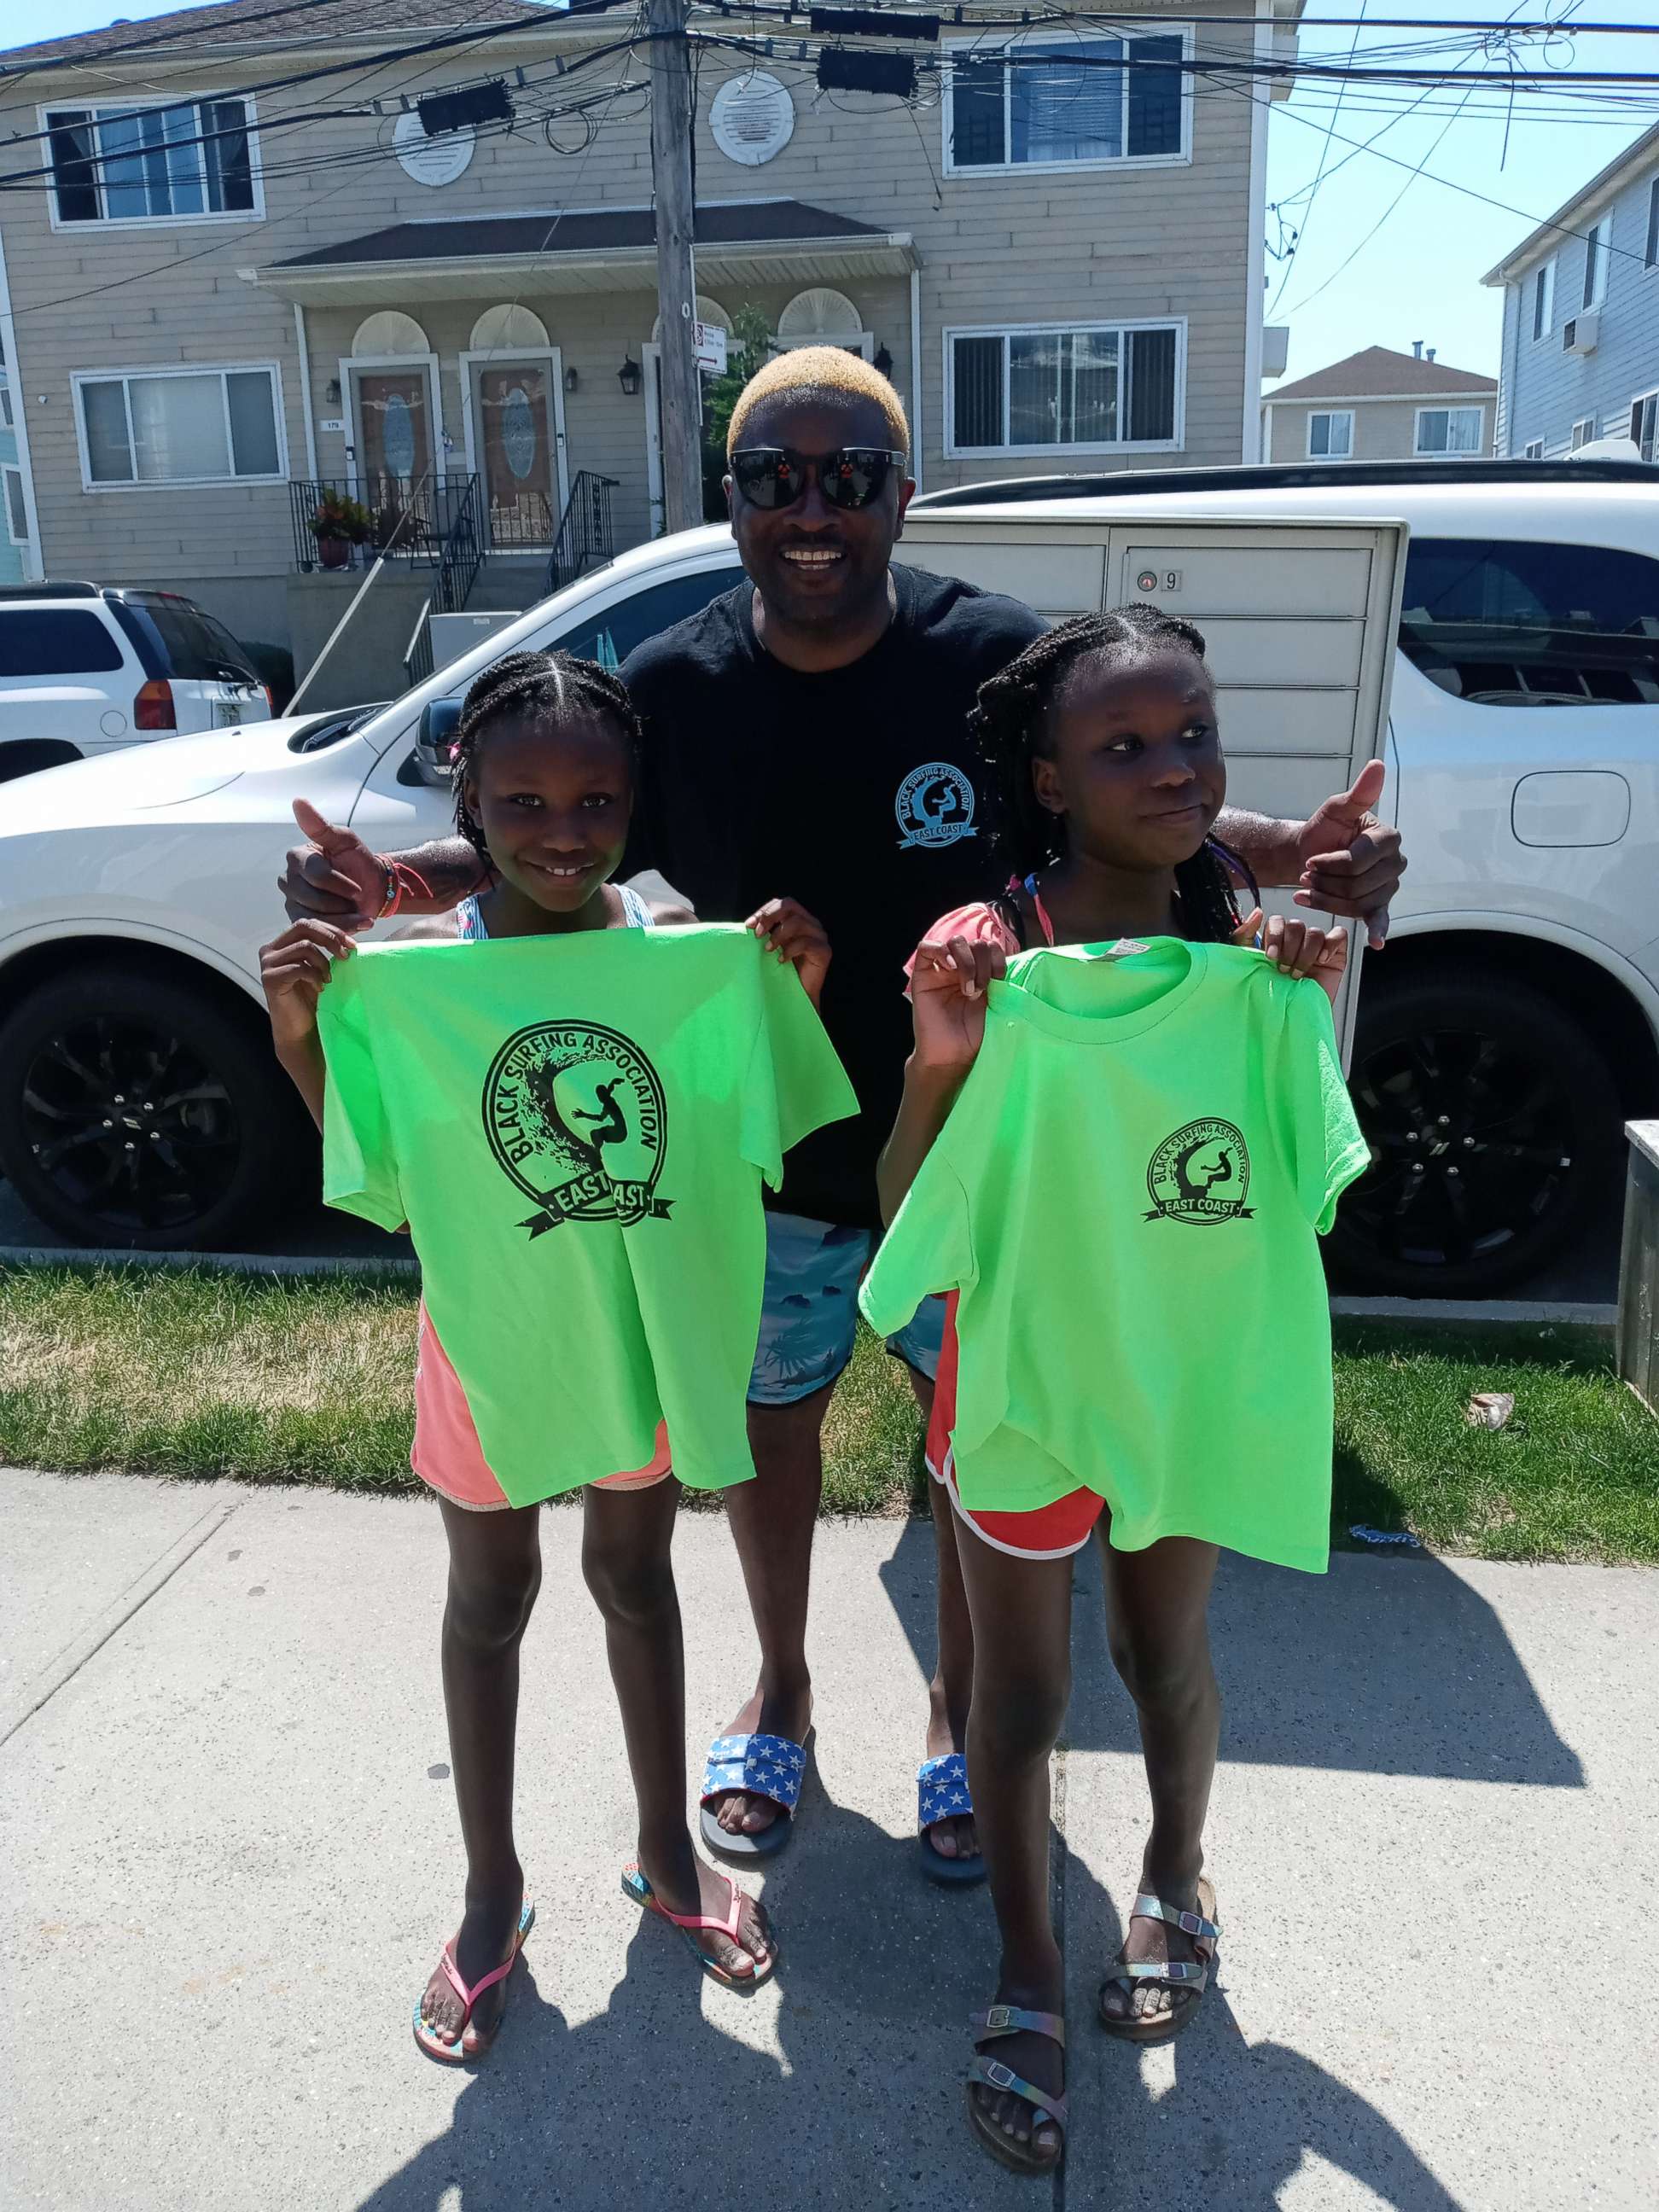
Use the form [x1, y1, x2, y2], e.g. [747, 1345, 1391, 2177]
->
[726, 343, 911, 459]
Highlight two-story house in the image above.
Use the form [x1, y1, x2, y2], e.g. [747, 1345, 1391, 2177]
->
[1485, 119, 1659, 463]
[0, 0, 1301, 699]
[1261, 343, 1495, 464]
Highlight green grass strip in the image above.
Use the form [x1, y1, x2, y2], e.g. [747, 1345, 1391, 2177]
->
[1, 1263, 1653, 1562]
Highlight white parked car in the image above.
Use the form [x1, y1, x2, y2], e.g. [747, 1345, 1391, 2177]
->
[0, 582, 272, 782]
[0, 457, 1654, 1297]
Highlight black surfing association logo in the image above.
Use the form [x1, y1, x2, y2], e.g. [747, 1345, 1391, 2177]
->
[1144, 1118, 1253, 1225]
[484, 1021, 672, 1237]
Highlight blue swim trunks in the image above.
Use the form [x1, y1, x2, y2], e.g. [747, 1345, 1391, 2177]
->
[749, 1211, 945, 1406]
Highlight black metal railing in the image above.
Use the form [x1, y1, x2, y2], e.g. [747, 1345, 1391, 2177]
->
[486, 489, 556, 553]
[434, 475, 484, 617]
[288, 474, 480, 574]
[546, 472, 620, 595]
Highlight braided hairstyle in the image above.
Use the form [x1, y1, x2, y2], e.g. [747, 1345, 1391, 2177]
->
[451, 648, 643, 864]
[969, 603, 1254, 946]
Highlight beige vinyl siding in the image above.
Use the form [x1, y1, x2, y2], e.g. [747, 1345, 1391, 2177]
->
[1268, 394, 1494, 463]
[6, 4, 1259, 637]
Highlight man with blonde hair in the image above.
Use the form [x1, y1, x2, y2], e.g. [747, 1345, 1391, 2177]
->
[282, 343, 1405, 1896]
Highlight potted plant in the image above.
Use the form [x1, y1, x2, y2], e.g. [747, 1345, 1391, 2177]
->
[309, 492, 372, 570]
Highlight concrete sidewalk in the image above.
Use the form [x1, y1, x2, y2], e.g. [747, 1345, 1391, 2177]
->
[2, 1470, 1656, 2211]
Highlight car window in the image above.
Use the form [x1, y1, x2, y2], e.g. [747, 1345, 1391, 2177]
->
[1400, 538, 1659, 706]
[550, 566, 744, 670]
[0, 607, 126, 678]
[119, 596, 259, 683]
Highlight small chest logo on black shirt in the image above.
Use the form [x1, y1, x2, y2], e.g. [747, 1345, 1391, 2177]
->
[1144, 1119, 1253, 1225]
[895, 762, 977, 850]
[484, 1021, 672, 1238]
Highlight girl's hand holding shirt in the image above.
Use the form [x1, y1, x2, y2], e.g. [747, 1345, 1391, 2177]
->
[1234, 907, 1348, 1008]
[909, 934, 1010, 1074]
[259, 918, 357, 1049]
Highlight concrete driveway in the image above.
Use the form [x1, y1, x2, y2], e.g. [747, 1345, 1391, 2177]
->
[3, 1468, 1655, 2209]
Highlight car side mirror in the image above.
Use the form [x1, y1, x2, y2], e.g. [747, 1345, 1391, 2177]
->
[412, 700, 463, 788]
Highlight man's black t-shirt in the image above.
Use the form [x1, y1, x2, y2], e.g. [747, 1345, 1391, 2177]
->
[621, 563, 1045, 1227]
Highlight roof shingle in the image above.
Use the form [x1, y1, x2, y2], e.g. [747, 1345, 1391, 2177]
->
[275, 201, 889, 269]
[2, 1, 590, 71]
[1268, 345, 1496, 404]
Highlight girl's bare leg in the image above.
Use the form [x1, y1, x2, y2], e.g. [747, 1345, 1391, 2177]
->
[1095, 1530, 1222, 2026]
[955, 1510, 1074, 2163]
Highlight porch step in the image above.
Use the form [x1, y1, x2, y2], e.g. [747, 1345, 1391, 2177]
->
[475, 555, 549, 602]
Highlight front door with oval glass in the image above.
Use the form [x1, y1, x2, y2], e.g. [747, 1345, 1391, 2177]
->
[351, 367, 434, 500]
[471, 359, 564, 550]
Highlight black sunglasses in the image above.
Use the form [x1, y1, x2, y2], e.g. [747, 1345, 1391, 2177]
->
[729, 445, 906, 512]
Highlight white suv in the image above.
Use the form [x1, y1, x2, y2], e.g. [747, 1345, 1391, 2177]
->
[0, 457, 1653, 1297]
[0, 582, 271, 783]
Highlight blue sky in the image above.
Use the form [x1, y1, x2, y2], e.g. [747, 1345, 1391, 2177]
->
[5, 0, 1652, 384]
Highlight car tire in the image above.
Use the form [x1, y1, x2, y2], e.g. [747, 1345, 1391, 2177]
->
[0, 963, 309, 1251]
[1329, 963, 1622, 1298]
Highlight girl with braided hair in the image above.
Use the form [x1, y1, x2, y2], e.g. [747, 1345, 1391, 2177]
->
[873, 606, 1353, 2175]
[262, 649, 829, 2059]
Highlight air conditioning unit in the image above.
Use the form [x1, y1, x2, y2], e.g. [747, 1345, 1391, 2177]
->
[1563, 312, 1600, 356]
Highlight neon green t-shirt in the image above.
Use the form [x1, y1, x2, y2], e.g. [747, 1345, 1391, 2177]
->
[859, 940, 1371, 1572]
[319, 923, 857, 1506]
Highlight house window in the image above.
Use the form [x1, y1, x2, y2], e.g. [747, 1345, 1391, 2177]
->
[44, 97, 257, 224]
[1647, 178, 1659, 269]
[1633, 391, 1658, 464]
[1307, 410, 1353, 459]
[1416, 406, 1484, 456]
[947, 323, 1181, 453]
[946, 33, 1188, 173]
[1569, 416, 1597, 450]
[1581, 218, 1609, 311]
[3, 464, 26, 545]
[74, 364, 284, 486]
[1530, 260, 1554, 341]
[0, 381, 11, 431]
[1522, 439, 1545, 460]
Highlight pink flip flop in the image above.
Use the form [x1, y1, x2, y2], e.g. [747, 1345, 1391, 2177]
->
[411, 1900, 535, 2064]
[620, 1863, 776, 1991]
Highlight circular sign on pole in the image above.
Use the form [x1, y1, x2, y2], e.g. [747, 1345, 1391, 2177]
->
[394, 108, 475, 188]
[710, 73, 795, 166]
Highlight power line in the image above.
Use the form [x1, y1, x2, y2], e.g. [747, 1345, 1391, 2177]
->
[0, 9, 635, 175]
[0, 0, 382, 89]
[1262, 64, 1658, 273]
[0, 32, 661, 196]
[1267, 0, 1371, 317]
[6, 28, 645, 316]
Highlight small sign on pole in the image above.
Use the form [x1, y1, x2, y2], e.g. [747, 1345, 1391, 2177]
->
[693, 321, 728, 376]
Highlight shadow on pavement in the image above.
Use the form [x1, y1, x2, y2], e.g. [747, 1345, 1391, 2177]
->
[353, 1786, 1023, 2210]
[1067, 1860, 1466, 2212]
[881, 1516, 1583, 1784]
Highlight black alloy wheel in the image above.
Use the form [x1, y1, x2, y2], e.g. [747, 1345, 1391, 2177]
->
[1328, 965, 1621, 1298]
[0, 965, 300, 1249]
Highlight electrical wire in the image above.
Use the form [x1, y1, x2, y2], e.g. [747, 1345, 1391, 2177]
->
[1266, 0, 1370, 317]
[6, 28, 648, 315]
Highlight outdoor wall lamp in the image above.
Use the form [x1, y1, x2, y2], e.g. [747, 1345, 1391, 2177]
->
[325, 377, 341, 405]
[874, 344, 893, 378]
[564, 364, 579, 393]
[617, 357, 643, 397]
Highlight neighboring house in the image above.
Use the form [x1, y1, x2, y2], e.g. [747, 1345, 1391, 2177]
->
[1262, 345, 1496, 464]
[1484, 119, 1659, 462]
[0, 333, 27, 584]
[0, 0, 1302, 700]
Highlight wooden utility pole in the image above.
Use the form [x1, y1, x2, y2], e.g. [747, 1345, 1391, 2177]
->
[648, 0, 702, 534]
